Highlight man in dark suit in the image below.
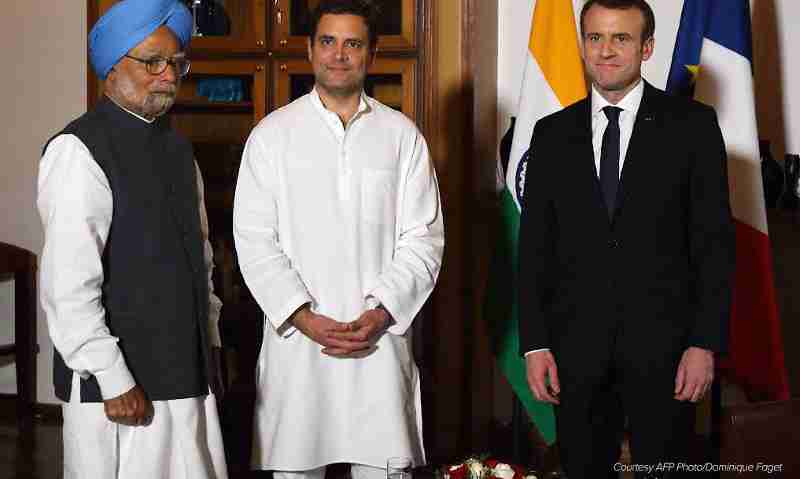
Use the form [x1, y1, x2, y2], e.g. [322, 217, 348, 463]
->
[518, 0, 735, 477]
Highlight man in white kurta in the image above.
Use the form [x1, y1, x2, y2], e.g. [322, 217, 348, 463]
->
[233, 2, 443, 476]
[37, 1, 227, 477]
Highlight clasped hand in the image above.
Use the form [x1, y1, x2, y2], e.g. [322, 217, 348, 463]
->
[291, 306, 390, 357]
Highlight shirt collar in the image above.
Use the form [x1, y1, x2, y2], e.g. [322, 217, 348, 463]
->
[106, 95, 156, 124]
[591, 78, 645, 119]
[309, 87, 371, 120]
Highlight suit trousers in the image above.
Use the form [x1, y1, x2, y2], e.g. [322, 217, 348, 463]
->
[553, 322, 696, 479]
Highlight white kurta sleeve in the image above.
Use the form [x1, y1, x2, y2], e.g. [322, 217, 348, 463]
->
[366, 131, 444, 335]
[194, 162, 223, 347]
[37, 134, 136, 400]
[233, 131, 313, 335]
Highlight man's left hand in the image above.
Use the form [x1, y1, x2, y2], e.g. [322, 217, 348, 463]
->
[674, 346, 714, 402]
[324, 308, 391, 357]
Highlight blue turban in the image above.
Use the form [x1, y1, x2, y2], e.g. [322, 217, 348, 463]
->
[89, 0, 192, 79]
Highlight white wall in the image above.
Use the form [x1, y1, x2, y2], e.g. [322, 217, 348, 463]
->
[498, 0, 800, 160]
[0, 2, 87, 403]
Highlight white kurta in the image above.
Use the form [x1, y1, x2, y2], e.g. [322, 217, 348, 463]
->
[233, 90, 444, 470]
[38, 105, 226, 478]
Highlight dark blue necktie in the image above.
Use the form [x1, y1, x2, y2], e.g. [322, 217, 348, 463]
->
[600, 106, 622, 218]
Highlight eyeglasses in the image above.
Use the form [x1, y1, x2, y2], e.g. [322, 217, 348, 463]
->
[124, 54, 191, 77]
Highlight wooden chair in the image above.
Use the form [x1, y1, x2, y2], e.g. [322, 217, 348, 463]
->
[0, 242, 38, 421]
[720, 398, 800, 477]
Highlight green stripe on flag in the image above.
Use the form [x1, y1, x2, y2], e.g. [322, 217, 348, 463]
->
[485, 188, 556, 445]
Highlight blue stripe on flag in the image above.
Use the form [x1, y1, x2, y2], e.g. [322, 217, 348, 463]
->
[665, 0, 709, 95]
[666, 0, 754, 97]
[705, 0, 753, 62]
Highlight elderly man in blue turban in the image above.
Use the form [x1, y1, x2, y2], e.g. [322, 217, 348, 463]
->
[37, 1, 228, 477]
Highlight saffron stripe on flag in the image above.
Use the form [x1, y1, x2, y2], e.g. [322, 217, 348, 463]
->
[529, 0, 585, 108]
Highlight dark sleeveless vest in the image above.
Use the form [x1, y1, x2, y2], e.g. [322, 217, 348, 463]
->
[45, 98, 211, 402]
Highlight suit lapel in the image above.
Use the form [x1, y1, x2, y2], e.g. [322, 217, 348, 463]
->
[615, 82, 661, 220]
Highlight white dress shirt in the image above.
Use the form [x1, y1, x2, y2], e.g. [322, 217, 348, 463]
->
[590, 79, 644, 178]
[38, 106, 222, 401]
[525, 79, 645, 358]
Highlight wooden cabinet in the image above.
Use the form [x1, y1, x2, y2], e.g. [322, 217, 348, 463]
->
[271, 0, 417, 52]
[182, 0, 268, 53]
[95, 0, 267, 53]
[172, 59, 267, 140]
[273, 56, 416, 118]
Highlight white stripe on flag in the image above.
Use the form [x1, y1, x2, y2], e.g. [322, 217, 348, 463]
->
[507, 52, 564, 211]
[694, 38, 766, 234]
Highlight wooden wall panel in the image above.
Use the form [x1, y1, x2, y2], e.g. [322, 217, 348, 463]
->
[420, 0, 498, 463]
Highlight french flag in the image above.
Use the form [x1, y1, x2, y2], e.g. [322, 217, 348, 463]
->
[667, 0, 790, 401]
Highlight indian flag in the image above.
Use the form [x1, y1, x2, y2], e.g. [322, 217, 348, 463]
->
[486, 0, 586, 445]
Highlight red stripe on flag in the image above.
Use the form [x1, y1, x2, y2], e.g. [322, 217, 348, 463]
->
[720, 220, 790, 401]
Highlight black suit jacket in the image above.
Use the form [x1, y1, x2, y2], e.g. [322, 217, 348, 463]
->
[518, 81, 735, 364]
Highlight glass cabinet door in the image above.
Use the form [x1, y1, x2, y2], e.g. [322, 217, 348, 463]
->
[171, 59, 267, 141]
[272, 57, 416, 120]
[270, 0, 416, 53]
[95, 1, 267, 53]
[170, 59, 266, 307]
[180, 0, 267, 53]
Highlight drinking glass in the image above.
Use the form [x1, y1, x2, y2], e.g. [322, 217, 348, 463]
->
[387, 457, 412, 479]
